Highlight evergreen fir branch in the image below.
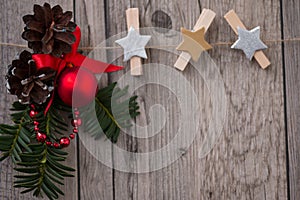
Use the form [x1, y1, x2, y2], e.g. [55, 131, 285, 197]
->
[14, 99, 74, 200]
[0, 102, 33, 163]
[14, 143, 74, 200]
[0, 83, 139, 199]
[81, 82, 140, 142]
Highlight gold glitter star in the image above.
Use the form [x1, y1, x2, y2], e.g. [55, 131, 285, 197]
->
[176, 27, 212, 61]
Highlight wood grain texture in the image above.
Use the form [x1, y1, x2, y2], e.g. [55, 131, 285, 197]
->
[0, 1, 76, 200]
[107, 0, 287, 200]
[75, 0, 114, 200]
[109, 0, 211, 200]
[0, 0, 293, 199]
[199, 0, 286, 199]
[282, 0, 300, 199]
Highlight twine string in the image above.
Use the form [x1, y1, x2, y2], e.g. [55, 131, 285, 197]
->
[0, 37, 299, 51]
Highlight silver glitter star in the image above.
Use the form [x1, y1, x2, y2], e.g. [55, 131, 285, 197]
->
[115, 27, 151, 61]
[231, 26, 267, 60]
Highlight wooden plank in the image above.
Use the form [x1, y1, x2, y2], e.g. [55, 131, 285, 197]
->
[197, 0, 286, 199]
[108, 0, 204, 199]
[282, 0, 300, 199]
[75, 0, 114, 200]
[103, 0, 133, 199]
[0, 1, 76, 200]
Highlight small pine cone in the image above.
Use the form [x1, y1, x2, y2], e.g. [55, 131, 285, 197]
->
[6, 50, 56, 104]
[22, 3, 77, 57]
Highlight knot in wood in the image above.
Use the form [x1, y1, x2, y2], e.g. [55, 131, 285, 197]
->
[151, 10, 172, 33]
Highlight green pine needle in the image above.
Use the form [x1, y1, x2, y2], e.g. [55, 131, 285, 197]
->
[81, 82, 140, 143]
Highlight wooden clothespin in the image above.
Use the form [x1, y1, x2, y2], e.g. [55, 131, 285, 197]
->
[174, 9, 216, 71]
[126, 8, 143, 76]
[115, 8, 151, 76]
[224, 10, 271, 69]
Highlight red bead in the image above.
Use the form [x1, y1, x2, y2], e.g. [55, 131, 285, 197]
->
[74, 110, 80, 116]
[34, 126, 39, 131]
[69, 133, 75, 139]
[46, 141, 52, 146]
[53, 142, 60, 148]
[34, 121, 39, 126]
[73, 128, 78, 134]
[71, 119, 82, 127]
[36, 132, 47, 143]
[30, 104, 35, 110]
[59, 137, 70, 148]
[29, 110, 37, 118]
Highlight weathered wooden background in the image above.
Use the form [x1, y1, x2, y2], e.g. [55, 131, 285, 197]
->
[0, 0, 299, 199]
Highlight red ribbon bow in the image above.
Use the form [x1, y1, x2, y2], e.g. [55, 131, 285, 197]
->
[32, 26, 122, 74]
[31, 26, 123, 113]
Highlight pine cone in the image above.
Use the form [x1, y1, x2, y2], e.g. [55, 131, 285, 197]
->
[6, 50, 56, 104]
[22, 3, 77, 57]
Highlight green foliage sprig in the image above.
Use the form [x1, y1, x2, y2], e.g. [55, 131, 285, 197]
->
[0, 83, 139, 200]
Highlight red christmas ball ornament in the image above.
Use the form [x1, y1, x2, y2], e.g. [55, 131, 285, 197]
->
[59, 137, 70, 148]
[57, 65, 98, 107]
[36, 132, 47, 143]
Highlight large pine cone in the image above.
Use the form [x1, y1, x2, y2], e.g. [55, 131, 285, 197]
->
[22, 3, 77, 57]
[6, 50, 56, 104]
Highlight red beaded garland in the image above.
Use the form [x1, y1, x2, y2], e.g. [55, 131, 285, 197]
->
[73, 128, 78, 134]
[29, 110, 37, 118]
[59, 137, 70, 148]
[46, 141, 52, 146]
[36, 132, 47, 143]
[30, 105, 81, 149]
[71, 119, 82, 127]
[53, 142, 60, 148]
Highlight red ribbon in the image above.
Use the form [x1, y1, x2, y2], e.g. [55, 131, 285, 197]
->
[32, 26, 122, 74]
[31, 26, 123, 113]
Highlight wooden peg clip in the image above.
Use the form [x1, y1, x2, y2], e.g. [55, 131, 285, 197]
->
[174, 9, 216, 71]
[125, 8, 142, 76]
[224, 10, 271, 69]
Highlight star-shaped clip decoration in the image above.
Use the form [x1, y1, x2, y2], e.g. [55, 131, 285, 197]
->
[176, 27, 212, 61]
[115, 27, 151, 62]
[231, 26, 267, 60]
